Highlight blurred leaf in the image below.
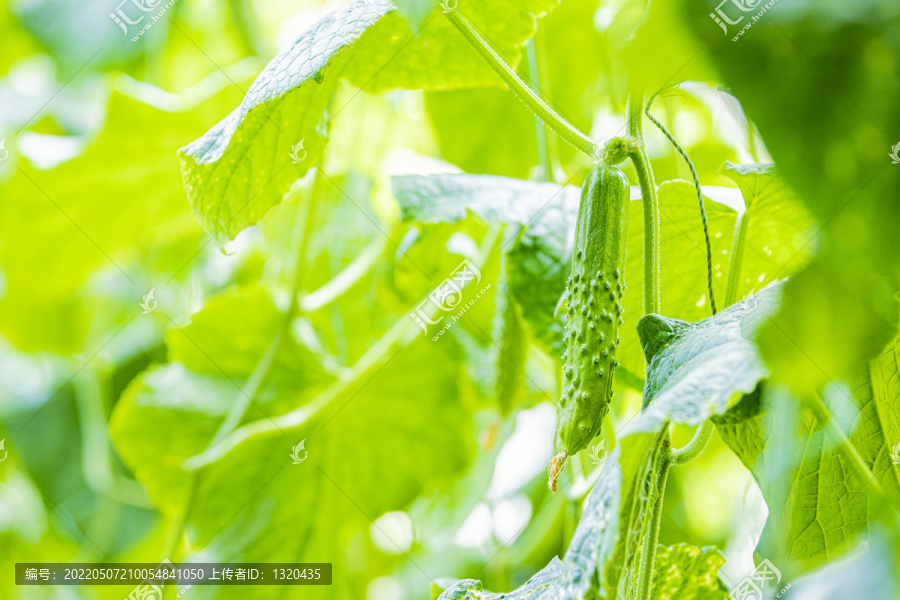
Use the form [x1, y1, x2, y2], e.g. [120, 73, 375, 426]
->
[424, 87, 539, 179]
[12, 0, 142, 74]
[391, 173, 579, 356]
[714, 333, 900, 571]
[633, 282, 782, 431]
[491, 252, 528, 414]
[173, 338, 472, 599]
[0, 89, 240, 353]
[110, 363, 240, 513]
[179, 0, 556, 240]
[167, 285, 330, 396]
[651, 544, 729, 600]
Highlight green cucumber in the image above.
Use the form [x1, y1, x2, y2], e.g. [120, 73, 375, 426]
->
[556, 164, 630, 457]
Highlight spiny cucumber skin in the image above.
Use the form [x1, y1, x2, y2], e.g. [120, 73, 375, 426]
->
[557, 165, 629, 456]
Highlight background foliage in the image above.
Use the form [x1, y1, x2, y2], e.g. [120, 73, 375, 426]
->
[0, 0, 898, 599]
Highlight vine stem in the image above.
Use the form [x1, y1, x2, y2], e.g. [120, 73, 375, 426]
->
[445, 9, 597, 159]
[670, 420, 715, 466]
[636, 435, 671, 600]
[625, 93, 660, 315]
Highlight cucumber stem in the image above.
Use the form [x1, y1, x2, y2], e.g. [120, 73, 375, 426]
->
[636, 436, 671, 600]
[625, 93, 661, 315]
[445, 10, 597, 159]
[526, 38, 554, 182]
[670, 420, 715, 466]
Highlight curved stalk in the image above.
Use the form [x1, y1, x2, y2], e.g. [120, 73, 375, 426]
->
[445, 10, 597, 159]
[645, 90, 716, 315]
[625, 93, 660, 315]
[670, 420, 715, 466]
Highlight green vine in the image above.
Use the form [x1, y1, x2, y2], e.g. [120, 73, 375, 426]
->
[445, 10, 597, 159]
[625, 93, 661, 315]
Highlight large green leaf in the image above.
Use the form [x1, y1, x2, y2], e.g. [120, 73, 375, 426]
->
[178, 0, 556, 239]
[114, 328, 473, 600]
[633, 282, 782, 431]
[779, 531, 898, 600]
[0, 89, 239, 353]
[713, 334, 900, 572]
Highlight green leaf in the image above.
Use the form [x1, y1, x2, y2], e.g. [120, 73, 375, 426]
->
[721, 162, 817, 302]
[778, 531, 898, 600]
[0, 89, 238, 353]
[166, 285, 327, 385]
[651, 544, 729, 600]
[110, 363, 238, 514]
[714, 333, 900, 571]
[634, 282, 782, 431]
[113, 335, 474, 599]
[178, 0, 557, 240]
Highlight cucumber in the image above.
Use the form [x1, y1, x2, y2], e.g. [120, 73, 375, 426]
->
[553, 164, 629, 478]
